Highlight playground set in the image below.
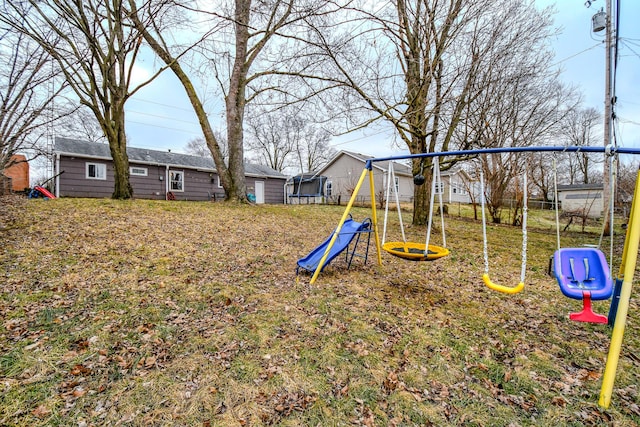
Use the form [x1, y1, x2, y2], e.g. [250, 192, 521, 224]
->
[296, 145, 640, 409]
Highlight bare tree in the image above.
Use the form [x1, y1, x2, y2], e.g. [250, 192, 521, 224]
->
[469, 70, 579, 222]
[184, 137, 211, 158]
[245, 110, 298, 172]
[560, 107, 602, 184]
[184, 132, 228, 162]
[128, 0, 341, 201]
[298, 127, 334, 173]
[452, 1, 580, 224]
[616, 159, 637, 217]
[246, 106, 335, 173]
[0, 23, 71, 185]
[529, 152, 556, 208]
[3, 0, 168, 199]
[57, 107, 106, 144]
[307, 0, 565, 224]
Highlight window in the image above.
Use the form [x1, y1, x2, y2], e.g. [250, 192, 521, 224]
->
[451, 184, 467, 195]
[434, 182, 444, 194]
[326, 180, 333, 197]
[394, 177, 400, 192]
[169, 170, 184, 192]
[86, 162, 106, 180]
[130, 166, 148, 176]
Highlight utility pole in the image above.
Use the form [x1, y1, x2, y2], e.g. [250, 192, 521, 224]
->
[591, 0, 614, 233]
[602, 0, 613, 234]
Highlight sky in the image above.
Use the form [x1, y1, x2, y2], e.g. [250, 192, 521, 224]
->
[122, 0, 640, 161]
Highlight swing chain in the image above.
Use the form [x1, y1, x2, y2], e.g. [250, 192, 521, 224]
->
[480, 172, 490, 275]
[520, 172, 528, 284]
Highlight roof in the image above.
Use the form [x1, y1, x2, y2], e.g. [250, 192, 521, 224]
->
[317, 150, 413, 176]
[54, 137, 285, 179]
[557, 184, 604, 191]
[317, 150, 467, 178]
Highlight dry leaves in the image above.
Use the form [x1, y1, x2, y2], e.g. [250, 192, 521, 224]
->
[0, 197, 638, 426]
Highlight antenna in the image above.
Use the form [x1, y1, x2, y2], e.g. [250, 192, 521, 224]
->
[47, 61, 54, 186]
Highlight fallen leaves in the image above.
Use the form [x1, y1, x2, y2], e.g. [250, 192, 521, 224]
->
[30, 405, 51, 418]
[0, 198, 638, 426]
[383, 371, 399, 393]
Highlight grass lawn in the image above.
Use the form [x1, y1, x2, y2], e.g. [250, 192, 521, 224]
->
[1, 197, 639, 426]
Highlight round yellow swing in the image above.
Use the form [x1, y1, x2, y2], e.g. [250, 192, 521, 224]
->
[381, 157, 450, 262]
[382, 241, 449, 262]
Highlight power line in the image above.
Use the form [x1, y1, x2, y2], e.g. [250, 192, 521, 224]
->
[617, 98, 640, 106]
[125, 108, 200, 125]
[618, 117, 640, 126]
[551, 43, 602, 67]
[332, 132, 383, 146]
[619, 40, 640, 61]
[126, 119, 203, 136]
[128, 96, 198, 113]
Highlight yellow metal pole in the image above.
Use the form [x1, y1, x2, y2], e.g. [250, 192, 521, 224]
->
[599, 169, 640, 408]
[607, 167, 639, 324]
[614, 169, 639, 278]
[309, 167, 369, 285]
[368, 167, 383, 266]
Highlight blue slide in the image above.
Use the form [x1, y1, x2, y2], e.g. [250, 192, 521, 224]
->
[297, 217, 370, 274]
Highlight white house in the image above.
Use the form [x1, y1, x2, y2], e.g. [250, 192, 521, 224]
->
[310, 150, 474, 205]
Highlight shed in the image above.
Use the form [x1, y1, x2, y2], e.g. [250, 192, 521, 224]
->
[557, 184, 604, 218]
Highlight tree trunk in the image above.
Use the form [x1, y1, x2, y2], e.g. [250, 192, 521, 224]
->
[109, 136, 132, 199]
[103, 104, 132, 199]
[222, 0, 252, 202]
[128, 0, 235, 198]
[225, 87, 247, 201]
[411, 157, 431, 225]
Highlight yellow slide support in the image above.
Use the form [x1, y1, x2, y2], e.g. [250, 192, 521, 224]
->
[309, 168, 370, 285]
[482, 274, 525, 295]
[368, 166, 383, 267]
[599, 168, 640, 408]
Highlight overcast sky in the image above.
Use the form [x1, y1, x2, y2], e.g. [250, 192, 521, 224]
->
[123, 0, 640, 159]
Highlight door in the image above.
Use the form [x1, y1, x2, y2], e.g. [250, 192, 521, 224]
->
[255, 181, 265, 204]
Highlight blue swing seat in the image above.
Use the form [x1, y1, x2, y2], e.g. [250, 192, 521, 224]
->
[552, 247, 613, 323]
[553, 248, 613, 299]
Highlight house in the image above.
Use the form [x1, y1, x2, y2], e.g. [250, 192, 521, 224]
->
[1, 154, 30, 194]
[557, 184, 604, 218]
[311, 150, 474, 205]
[53, 137, 286, 203]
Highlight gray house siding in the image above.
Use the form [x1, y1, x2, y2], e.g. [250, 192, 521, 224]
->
[58, 157, 220, 200]
[177, 169, 220, 201]
[320, 153, 385, 204]
[58, 157, 114, 198]
[129, 164, 168, 199]
[54, 138, 286, 203]
[249, 179, 284, 204]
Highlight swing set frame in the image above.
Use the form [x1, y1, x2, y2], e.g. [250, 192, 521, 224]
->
[306, 145, 640, 409]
